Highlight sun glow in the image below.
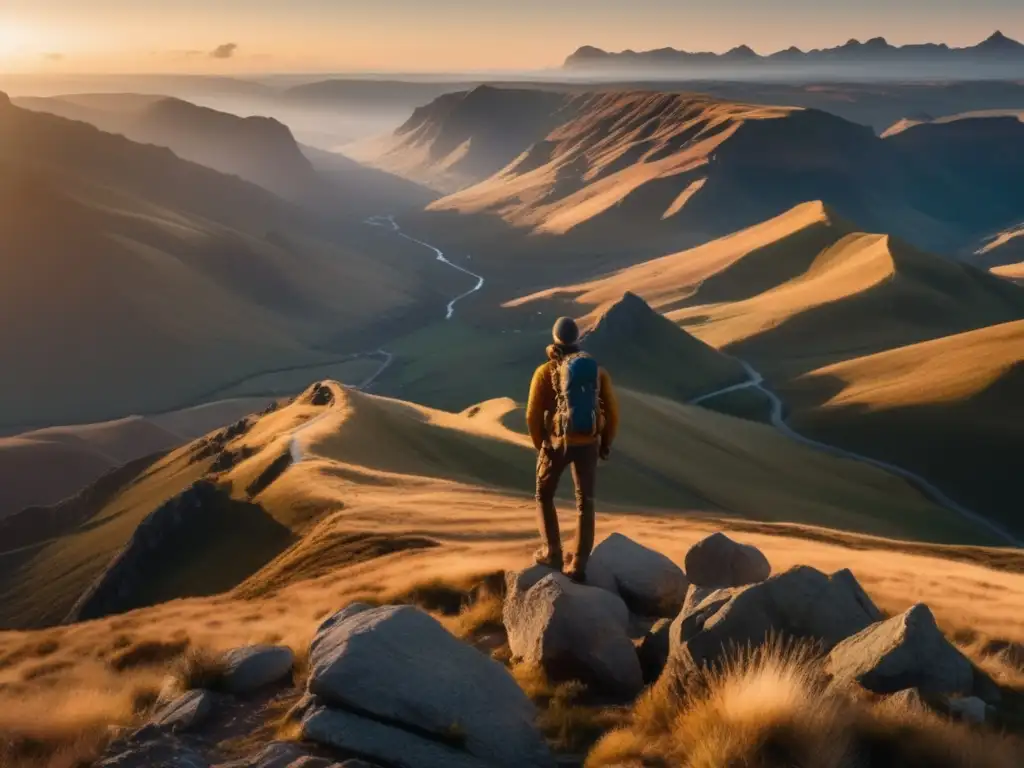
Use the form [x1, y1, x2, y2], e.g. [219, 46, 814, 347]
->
[0, 19, 34, 59]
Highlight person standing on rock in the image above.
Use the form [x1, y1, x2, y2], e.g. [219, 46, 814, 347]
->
[526, 316, 619, 582]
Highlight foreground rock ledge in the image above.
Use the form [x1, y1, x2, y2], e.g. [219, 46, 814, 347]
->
[307, 603, 553, 768]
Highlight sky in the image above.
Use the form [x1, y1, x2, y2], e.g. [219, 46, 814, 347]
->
[2, 0, 1023, 74]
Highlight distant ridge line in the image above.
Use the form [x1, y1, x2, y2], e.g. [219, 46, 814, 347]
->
[565, 30, 1024, 69]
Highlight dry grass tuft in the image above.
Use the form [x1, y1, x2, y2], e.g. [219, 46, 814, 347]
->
[107, 638, 190, 672]
[165, 647, 229, 695]
[513, 664, 629, 755]
[0, 681, 160, 768]
[586, 642, 1022, 768]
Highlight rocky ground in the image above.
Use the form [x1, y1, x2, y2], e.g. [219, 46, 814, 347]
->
[92, 531, 1023, 768]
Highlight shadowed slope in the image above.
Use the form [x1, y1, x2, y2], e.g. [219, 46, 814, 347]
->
[0, 96, 428, 428]
[782, 321, 1024, 533]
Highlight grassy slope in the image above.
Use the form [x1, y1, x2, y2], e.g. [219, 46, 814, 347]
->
[782, 321, 1024, 532]
[0, 99, 432, 428]
[0, 372, 1001, 630]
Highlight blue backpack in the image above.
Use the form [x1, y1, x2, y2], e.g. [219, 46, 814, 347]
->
[554, 352, 601, 438]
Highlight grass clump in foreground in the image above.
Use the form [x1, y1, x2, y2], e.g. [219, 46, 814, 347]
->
[586, 641, 1023, 768]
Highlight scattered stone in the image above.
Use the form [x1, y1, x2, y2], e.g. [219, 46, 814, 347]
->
[684, 532, 770, 588]
[310, 384, 334, 406]
[222, 645, 295, 694]
[637, 618, 672, 683]
[308, 603, 552, 767]
[826, 604, 974, 697]
[303, 705, 491, 768]
[504, 565, 642, 697]
[97, 732, 209, 767]
[150, 689, 216, 733]
[586, 533, 689, 617]
[668, 566, 882, 676]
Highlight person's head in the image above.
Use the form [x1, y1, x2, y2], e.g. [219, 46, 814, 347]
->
[552, 316, 579, 346]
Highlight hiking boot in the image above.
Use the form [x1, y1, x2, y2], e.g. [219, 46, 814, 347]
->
[534, 548, 564, 572]
[564, 552, 587, 583]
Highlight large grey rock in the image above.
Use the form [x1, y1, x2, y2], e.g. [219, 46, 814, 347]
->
[222, 645, 295, 694]
[151, 689, 216, 733]
[586, 533, 689, 617]
[303, 705, 491, 768]
[308, 603, 552, 768]
[681, 584, 721, 615]
[826, 604, 974, 697]
[668, 565, 883, 674]
[504, 565, 642, 697]
[946, 696, 988, 725]
[684, 532, 771, 588]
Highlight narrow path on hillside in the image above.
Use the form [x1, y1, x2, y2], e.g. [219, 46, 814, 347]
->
[288, 349, 393, 463]
[366, 214, 485, 319]
[691, 361, 1023, 547]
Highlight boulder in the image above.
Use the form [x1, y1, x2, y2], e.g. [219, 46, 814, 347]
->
[684, 532, 770, 588]
[504, 565, 642, 697]
[308, 603, 552, 768]
[150, 689, 216, 732]
[585, 533, 689, 617]
[637, 618, 672, 683]
[302, 705, 491, 768]
[222, 645, 295, 694]
[826, 604, 974, 697]
[668, 566, 883, 675]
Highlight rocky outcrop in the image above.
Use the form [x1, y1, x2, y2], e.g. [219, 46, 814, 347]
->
[826, 604, 975, 697]
[305, 603, 553, 768]
[667, 565, 883, 677]
[504, 565, 642, 697]
[221, 645, 295, 694]
[66, 480, 228, 623]
[684, 533, 770, 588]
[586, 533, 689, 617]
[217, 741, 355, 767]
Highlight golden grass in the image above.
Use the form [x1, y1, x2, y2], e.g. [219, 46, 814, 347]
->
[587, 642, 1023, 768]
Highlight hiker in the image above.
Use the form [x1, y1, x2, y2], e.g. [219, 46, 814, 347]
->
[526, 316, 619, 582]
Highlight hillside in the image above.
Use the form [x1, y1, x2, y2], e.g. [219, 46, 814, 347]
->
[0, 94, 443, 429]
[512, 202, 1024, 377]
[347, 86, 581, 193]
[408, 89, 1024, 255]
[0, 375, 1002, 632]
[15, 93, 435, 213]
[781, 321, 1024, 532]
[0, 397, 270, 520]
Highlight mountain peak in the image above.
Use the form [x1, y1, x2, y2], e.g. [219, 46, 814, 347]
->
[978, 30, 1024, 49]
[0, 91, 10, 108]
[725, 45, 759, 59]
[586, 292, 664, 338]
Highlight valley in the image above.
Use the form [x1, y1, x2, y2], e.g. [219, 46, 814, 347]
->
[3, 27, 1024, 766]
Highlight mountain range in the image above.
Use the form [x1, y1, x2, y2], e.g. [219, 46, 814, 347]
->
[565, 31, 1024, 71]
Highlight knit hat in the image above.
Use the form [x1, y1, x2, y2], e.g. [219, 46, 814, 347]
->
[552, 316, 579, 345]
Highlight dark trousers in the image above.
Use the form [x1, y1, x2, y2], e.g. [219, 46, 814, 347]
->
[535, 442, 598, 573]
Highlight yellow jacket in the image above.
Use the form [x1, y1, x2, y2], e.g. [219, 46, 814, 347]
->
[526, 346, 619, 451]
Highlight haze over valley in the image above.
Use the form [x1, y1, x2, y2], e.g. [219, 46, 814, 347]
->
[2, 4, 1024, 767]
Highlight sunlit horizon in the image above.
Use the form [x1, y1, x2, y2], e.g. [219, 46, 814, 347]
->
[2, 0, 1023, 75]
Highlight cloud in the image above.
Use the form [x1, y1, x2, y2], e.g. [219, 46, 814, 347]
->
[210, 43, 239, 60]
[42, 52, 64, 61]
